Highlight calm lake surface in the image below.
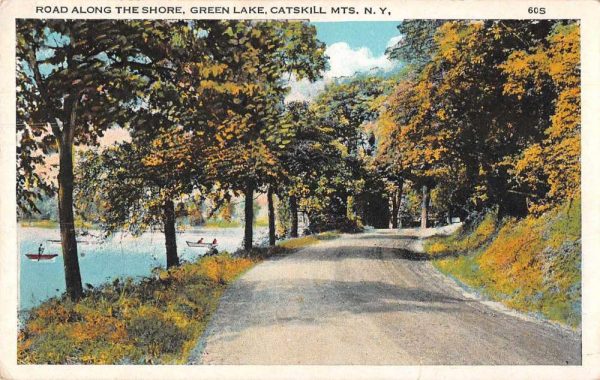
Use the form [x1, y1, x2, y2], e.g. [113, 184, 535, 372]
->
[18, 226, 267, 311]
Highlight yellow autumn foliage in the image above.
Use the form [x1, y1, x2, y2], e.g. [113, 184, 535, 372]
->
[502, 23, 580, 213]
[433, 197, 581, 326]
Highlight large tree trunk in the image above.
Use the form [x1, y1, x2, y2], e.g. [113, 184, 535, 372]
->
[243, 182, 254, 250]
[289, 195, 298, 238]
[421, 184, 430, 229]
[267, 186, 276, 246]
[58, 102, 83, 301]
[163, 199, 179, 268]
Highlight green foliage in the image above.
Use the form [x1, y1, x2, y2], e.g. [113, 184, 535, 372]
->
[206, 20, 327, 195]
[16, 19, 178, 213]
[203, 219, 242, 229]
[19, 219, 59, 228]
[386, 20, 445, 69]
[298, 75, 396, 232]
[126, 308, 189, 356]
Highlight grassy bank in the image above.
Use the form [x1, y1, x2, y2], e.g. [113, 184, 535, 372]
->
[18, 254, 254, 364]
[426, 198, 581, 327]
[18, 231, 340, 364]
[277, 231, 340, 250]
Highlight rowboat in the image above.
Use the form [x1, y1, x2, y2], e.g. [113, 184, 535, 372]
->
[25, 253, 58, 261]
[186, 238, 218, 248]
[186, 241, 218, 248]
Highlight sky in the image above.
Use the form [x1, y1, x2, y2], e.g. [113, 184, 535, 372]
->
[313, 21, 402, 56]
[286, 21, 404, 102]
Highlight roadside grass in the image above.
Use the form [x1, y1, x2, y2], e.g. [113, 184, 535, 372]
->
[18, 230, 341, 364]
[18, 253, 254, 364]
[277, 231, 340, 250]
[234, 231, 341, 261]
[428, 198, 581, 327]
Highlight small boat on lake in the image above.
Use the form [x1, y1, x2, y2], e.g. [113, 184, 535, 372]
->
[186, 238, 218, 248]
[27, 242, 58, 261]
[25, 253, 58, 261]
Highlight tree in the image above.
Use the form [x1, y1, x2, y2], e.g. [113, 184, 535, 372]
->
[16, 19, 176, 299]
[77, 129, 208, 268]
[383, 20, 561, 223]
[309, 75, 391, 230]
[75, 20, 271, 266]
[502, 22, 580, 213]
[276, 101, 344, 236]
[386, 20, 445, 70]
[207, 21, 327, 249]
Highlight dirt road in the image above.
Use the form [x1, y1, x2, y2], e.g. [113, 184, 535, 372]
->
[190, 228, 581, 365]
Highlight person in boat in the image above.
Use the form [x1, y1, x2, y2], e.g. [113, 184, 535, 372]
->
[212, 238, 217, 246]
[197, 238, 204, 244]
[38, 243, 44, 256]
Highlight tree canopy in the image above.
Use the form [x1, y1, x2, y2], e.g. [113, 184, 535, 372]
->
[17, 19, 581, 299]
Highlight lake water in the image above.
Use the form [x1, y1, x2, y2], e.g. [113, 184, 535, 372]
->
[18, 226, 268, 311]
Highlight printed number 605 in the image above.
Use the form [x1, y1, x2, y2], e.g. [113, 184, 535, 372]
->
[528, 7, 546, 14]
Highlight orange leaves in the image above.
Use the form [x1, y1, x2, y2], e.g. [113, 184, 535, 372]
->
[384, 20, 580, 215]
[548, 87, 580, 138]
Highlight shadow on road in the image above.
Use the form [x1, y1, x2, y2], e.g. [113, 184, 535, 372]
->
[213, 278, 470, 343]
[355, 234, 421, 241]
[294, 246, 433, 261]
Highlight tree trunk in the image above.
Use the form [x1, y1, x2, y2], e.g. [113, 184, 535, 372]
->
[289, 195, 298, 238]
[421, 184, 430, 229]
[163, 199, 179, 268]
[391, 189, 399, 229]
[267, 186, 276, 246]
[396, 179, 404, 228]
[391, 194, 398, 229]
[243, 182, 254, 250]
[58, 102, 83, 301]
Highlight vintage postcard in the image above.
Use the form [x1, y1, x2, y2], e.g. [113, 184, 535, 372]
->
[1, 0, 599, 379]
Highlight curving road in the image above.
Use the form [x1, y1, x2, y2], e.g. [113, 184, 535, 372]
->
[189, 228, 581, 365]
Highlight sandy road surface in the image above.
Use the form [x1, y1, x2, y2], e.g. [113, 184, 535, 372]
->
[190, 228, 581, 365]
